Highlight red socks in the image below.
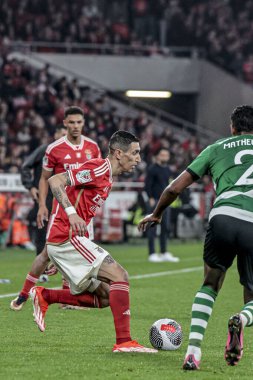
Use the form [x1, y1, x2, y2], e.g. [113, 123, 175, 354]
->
[42, 288, 99, 308]
[109, 282, 131, 344]
[20, 272, 39, 298]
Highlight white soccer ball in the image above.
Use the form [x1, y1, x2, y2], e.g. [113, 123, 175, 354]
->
[149, 318, 183, 350]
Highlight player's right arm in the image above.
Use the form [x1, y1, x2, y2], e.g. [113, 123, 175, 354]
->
[37, 168, 52, 228]
[48, 172, 87, 236]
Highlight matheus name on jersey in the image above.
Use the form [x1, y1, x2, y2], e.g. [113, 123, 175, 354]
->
[187, 134, 253, 223]
[223, 137, 253, 149]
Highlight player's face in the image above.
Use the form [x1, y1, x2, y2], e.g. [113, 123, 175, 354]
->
[157, 150, 170, 165]
[63, 114, 84, 138]
[119, 142, 141, 173]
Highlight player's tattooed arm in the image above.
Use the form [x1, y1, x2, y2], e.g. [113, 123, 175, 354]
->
[103, 255, 115, 264]
[48, 172, 72, 208]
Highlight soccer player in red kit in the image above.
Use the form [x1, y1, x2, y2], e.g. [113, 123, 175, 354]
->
[10, 106, 102, 311]
[30, 131, 157, 353]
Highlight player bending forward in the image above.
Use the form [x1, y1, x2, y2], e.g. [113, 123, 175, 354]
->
[30, 131, 157, 353]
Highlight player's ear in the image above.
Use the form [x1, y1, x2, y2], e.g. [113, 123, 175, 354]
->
[63, 119, 67, 128]
[230, 124, 237, 136]
[114, 148, 122, 159]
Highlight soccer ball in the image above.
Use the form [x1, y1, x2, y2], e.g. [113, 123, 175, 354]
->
[149, 318, 183, 350]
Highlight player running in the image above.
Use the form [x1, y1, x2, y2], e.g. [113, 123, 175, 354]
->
[139, 105, 253, 368]
[30, 130, 157, 353]
[10, 106, 102, 311]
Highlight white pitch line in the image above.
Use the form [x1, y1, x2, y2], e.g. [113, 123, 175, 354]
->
[0, 292, 19, 299]
[0, 266, 203, 299]
[129, 266, 202, 280]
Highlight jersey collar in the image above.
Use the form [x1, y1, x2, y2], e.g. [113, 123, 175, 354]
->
[64, 135, 85, 150]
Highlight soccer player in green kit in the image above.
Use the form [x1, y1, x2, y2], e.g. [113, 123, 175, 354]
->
[138, 105, 253, 370]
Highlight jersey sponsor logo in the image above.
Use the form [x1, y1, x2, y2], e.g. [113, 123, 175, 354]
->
[64, 162, 83, 170]
[64, 154, 71, 159]
[76, 169, 92, 184]
[90, 194, 106, 213]
[92, 194, 104, 206]
[103, 186, 111, 193]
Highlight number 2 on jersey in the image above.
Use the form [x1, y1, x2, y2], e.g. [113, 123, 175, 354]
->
[234, 150, 253, 185]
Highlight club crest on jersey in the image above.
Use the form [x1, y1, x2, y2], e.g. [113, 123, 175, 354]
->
[76, 170, 92, 184]
[85, 149, 92, 160]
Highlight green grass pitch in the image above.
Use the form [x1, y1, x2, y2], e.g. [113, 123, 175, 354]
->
[0, 241, 252, 379]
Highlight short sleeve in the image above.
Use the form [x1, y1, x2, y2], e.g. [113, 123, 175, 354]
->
[67, 162, 99, 187]
[187, 145, 212, 178]
[43, 150, 55, 172]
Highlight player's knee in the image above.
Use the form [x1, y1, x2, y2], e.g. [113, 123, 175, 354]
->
[111, 265, 129, 282]
[122, 268, 129, 282]
[39, 247, 49, 263]
[116, 267, 129, 282]
[203, 264, 224, 292]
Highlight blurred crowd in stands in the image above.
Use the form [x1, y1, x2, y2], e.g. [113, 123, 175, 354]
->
[1, 0, 253, 82]
[0, 57, 202, 181]
[0, 56, 206, 248]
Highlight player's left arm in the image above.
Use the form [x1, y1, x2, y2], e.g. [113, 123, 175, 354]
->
[48, 172, 87, 236]
[138, 171, 194, 231]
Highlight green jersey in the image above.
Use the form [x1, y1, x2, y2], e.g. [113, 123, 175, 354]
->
[187, 134, 253, 223]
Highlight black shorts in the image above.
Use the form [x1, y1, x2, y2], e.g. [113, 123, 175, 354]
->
[204, 215, 253, 291]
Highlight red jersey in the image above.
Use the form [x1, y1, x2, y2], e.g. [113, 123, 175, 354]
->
[47, 158, 113, 244]
[43, 135, 101, 174]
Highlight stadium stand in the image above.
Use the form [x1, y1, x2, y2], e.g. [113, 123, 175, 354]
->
[1, 0, 253, 81]
[0, 56, 205, 176]
[2, 0, 239, 246]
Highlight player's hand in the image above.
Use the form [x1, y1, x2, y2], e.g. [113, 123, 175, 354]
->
[37, 205, 49, 229]
[30, 187, 39, 202]
[138, 214, 161, 232]
[45, 262, 58, 276]
[69, 214, 87, 236]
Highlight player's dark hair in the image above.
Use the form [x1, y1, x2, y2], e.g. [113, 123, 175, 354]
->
[109, 131, 139, 152]
[155, 147, 170, 156]
[64, 106, 84, 119]
[231, 105, 253, 133]
[55, 124, 67, 131]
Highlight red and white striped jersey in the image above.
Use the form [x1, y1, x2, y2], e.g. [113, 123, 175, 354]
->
[46, 158, 113, 244]
[43, 135, 101, 174]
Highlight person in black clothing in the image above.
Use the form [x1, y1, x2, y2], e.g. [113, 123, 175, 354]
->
[21, 125, 67, 258]
[145, 148, 180, 263]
